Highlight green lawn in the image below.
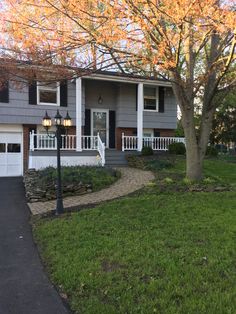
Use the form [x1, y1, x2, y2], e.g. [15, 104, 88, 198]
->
[34, 158, 236, 314]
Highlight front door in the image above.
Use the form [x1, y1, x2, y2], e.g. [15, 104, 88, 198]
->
[92, 110, 109, 147]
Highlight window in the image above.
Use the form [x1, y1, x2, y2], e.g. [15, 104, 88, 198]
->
[0, 143, 6, 152]
[144, 86, 158, 111]
[37, 82, 60, 106]
[7, 143, 21, 153]
[143, 129, 154, 138]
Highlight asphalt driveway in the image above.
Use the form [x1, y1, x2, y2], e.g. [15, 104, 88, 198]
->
[0, 177, 69, 314]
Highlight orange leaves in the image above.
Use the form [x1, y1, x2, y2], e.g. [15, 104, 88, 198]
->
[0, 0, 235, 79]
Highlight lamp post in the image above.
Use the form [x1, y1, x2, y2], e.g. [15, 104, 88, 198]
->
[42, 110, 72, 215]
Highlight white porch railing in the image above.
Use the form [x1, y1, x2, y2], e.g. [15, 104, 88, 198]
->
[122, 133, 185, 151]
[29, 131, 105, 165]
[97, 133, 105, 166]
[122, 134, 138, 151]
[30, 131, 100, 151]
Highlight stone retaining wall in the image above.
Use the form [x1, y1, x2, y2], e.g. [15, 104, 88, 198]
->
[24, 169, 92, 203]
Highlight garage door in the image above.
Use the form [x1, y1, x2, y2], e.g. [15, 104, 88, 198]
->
[0, 133, 23, 177]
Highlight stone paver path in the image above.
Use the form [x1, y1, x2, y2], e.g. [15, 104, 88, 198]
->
[29, 167, 154, 215]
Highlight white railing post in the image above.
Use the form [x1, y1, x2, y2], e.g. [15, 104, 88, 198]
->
[29, 130, 35, 151]
[97, 133, 105, 166]
[137, 83, 144, 152]
[76, 77, 82, 151]
[122, 132, 125, 152]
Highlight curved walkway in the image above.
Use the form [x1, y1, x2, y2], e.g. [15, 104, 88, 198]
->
[29, 167, 155, 216]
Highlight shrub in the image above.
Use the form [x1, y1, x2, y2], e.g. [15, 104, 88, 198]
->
[168, 142, 186, 155]
[163, 177, 174, 184]
[203, 177, 216, 184]
[141, 146, 154, 156]
[206, 146, 218, 157]
[145, 159, 173, 171]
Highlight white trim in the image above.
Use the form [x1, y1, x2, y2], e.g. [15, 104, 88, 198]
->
[83, 74, 171, 87]
[37, 81, 60, 106]
[21, 131, 24, 176]
[76, 78, 82, 151]
[29, 155, 100, 170]
[0, 124, 23, 132]
[137, 83, 144, 152]
[143, 86, 159, 112]
[91, 109, 109, 148]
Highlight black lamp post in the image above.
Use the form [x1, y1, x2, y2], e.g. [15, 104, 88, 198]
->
[42, 110, 72, 215]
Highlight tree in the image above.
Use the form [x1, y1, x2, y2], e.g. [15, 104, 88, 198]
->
[210, 90, 236, 147]
[1, 0, 235, 179]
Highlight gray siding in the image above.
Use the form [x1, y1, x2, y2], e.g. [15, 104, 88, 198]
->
[0, 80, 77, 125]
[84, 80, 117, 110]
[116, 83, 177, 129]
[0, 78, 177, 130]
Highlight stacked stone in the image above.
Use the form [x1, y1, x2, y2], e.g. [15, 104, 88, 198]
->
[24, 169, 92, 203]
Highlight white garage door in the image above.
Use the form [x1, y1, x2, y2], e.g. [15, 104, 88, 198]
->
[0, 133, 23, 177]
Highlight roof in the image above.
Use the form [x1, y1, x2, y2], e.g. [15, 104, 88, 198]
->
[0, 57, 171, 86]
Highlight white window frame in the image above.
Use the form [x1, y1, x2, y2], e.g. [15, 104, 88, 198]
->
[143, 128, 154, 138]
[143, 86, 159, 112]
[37, 81, 60, 106]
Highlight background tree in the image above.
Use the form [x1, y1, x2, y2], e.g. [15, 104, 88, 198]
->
[210, 90, 236, 147]
[1, 0, 235, 179]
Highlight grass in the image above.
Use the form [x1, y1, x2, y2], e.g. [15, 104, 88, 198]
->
[142, 155, 236, 192]
[33, 158, 236, 314]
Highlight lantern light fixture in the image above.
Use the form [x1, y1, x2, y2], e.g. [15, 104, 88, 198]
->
[63, 111, 72, 128]
[54, 109, 63, 126]
[41, 109, 73, 215]
[42, 111, 52, 128]
[98, 95, 103, 104]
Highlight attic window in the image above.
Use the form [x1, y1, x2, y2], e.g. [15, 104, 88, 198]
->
[37, 82, 60, 106]
[144, 86, 158, 111]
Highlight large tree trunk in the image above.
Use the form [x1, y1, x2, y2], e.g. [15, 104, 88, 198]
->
[182, 117, 204, 181]
[184, 134, 203, 181]
[182, 107, 215, 181]
[171, 70, 216, 181]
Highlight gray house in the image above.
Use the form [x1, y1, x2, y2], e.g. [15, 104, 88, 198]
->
[0, 70, 183, 177]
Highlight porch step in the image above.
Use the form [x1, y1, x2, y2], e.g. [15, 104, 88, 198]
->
[105, 150, 128, 166]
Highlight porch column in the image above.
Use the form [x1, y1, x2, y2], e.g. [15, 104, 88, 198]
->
[137, 83, 144, 151]
[76, 77, 82, 151]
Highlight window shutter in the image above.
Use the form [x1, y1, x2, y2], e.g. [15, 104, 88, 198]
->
[29, 81, 37, 105]
[84, 109, 91, 135]
[60, 80, 68, 107]
[154, 130, 160, 137]
[159, 86, 165, 113]
[0, 81, 9, 103]
[109, 110, 116, 148]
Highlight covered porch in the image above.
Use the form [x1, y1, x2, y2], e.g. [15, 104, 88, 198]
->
[28, 75, 184, 168]
[29, 131, 185, 168]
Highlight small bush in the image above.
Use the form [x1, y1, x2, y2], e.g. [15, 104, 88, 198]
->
[141, 146, 154, 156]
[203, 177, 217, 185]
[182, 177, 193, 185]
[163, 177, 174, 184]
[206, 146, 218, 157]
[168, 142, 186, 155]
[145, 159, 173, 171]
